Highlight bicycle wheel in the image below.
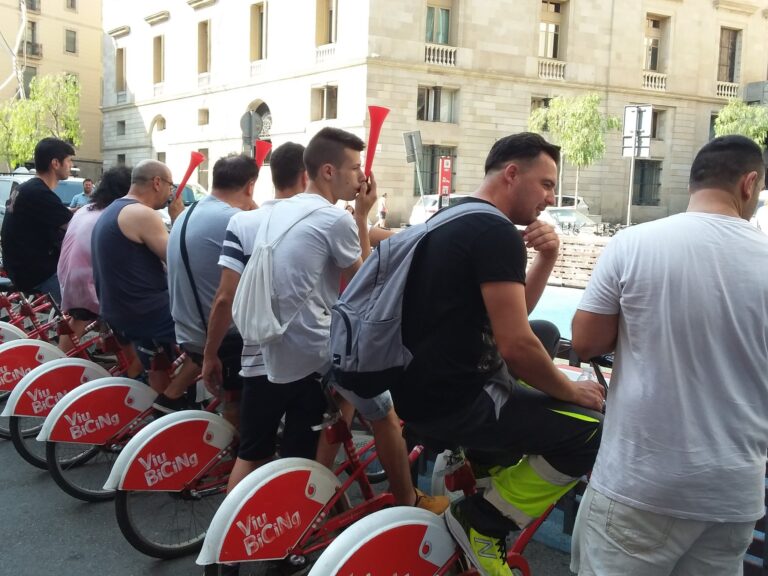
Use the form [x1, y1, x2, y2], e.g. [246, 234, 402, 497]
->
[9, 415, 47, 468]
[0, 391, 10, 440]
[46, 440, 119, 502]
[115, 484, 227, 559]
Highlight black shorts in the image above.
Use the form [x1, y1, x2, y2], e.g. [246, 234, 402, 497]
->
[238, 374, 326, 462]
[68, 308, 99, 322]
[183, 334, 243, 392]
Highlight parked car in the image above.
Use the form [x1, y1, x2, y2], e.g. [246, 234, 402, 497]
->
[0, 169, 36, 231]
[53, 177, 87, 205]
[539, 207, 600, 235]
[751, 189, 768, 233]
[408, 194, 471, 225]
[159, 182, 209, 229]
[556, 195, 589, 210]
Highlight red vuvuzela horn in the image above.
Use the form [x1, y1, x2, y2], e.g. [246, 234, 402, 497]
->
[174, 151, 206, 201]
[254, 140, 272, 169]
[364, 105, 390, 178]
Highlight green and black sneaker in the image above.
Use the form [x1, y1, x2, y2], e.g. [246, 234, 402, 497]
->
[445, 499, 512, 576]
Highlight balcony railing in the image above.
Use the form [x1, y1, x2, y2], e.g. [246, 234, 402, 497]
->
[716, 80, 739, 98]
[424, 43, 457, 67]
[538, 58, 566, 80]
[316, 43, 336, 64]
[18, 41, 43, 58]
[642, 71, 667, 91]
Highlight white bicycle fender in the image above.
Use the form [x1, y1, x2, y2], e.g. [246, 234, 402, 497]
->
[0, 339, 66, 394]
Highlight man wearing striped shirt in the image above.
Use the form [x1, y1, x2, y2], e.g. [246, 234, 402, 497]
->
[203, 142, 309, 492]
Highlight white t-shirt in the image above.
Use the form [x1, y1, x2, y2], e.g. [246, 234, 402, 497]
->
[223, 193, 360, 383]
[580, 212, 768, 522]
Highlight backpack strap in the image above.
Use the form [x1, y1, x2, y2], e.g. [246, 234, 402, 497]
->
[425, 200, 508, 231]
[179, 201, 208, 332]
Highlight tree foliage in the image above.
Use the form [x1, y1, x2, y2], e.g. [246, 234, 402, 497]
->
[0, 73, 81, 169]
[528, 92, 620, 199]
[714, 99, 768, 146]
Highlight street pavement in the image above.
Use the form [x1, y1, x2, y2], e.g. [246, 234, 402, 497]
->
[0, 438, 573, 576]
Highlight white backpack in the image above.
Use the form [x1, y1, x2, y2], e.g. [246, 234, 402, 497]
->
[232, 204, 328, 345]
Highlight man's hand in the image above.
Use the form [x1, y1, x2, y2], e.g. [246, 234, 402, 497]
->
[168, 192, 185, 223]
[354, 172, 377, 218]
[523, 220, 559, 259]
[202, 354, 223, 395]
[567, 379, 606, 412]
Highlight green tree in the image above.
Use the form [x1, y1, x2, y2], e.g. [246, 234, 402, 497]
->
[0, 73, 82, 170]
[529, 92, 620, 205]
[713, 99, 768, 146]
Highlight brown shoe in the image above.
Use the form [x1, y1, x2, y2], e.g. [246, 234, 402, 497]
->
[414, 488, 450, 515]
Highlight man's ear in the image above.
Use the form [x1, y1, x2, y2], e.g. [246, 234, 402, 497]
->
[742, 171, 758, 200]
[320, 163, 334, 181]
[503, 162, 519, 184]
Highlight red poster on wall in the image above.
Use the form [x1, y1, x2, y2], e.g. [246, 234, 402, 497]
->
[438, 156, 452, 197]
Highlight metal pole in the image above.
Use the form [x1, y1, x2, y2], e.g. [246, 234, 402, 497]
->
[626, 107, 642, 226]
[412, 134, 427, 204]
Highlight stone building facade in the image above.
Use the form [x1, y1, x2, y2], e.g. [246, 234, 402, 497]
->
[0, 0, 102, 178]
[102, 0, 768, 223]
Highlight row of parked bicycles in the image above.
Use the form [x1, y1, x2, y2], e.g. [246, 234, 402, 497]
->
[0, 286, 609, 576]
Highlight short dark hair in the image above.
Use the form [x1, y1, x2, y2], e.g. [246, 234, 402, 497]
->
[83, 178, 93, 184]
[212, 154, 259, 191]
[304, 127, 365, 179]
[484, 132, 560, 175]
[89, 166, 131, 210]
[689, 135, 765, 193]
[34, 137, 75, 172]
[270, 142, 306, 190]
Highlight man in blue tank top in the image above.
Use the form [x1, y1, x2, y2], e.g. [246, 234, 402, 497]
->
[92, 159, 194, 408]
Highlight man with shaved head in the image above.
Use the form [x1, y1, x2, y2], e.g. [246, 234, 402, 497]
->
[92, 159, 192, 407]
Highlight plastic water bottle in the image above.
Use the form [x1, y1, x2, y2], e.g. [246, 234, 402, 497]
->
[577, 365, 596, 382]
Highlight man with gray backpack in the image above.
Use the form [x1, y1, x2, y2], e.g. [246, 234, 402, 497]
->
[331, 133, 605, 576]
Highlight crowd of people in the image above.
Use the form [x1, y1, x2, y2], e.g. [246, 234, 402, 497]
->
[0, 131, 766, 576]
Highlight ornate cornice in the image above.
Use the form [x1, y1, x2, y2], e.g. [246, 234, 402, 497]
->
[187, 0, 217, 9]
[712, 0, 759, 16]
[145, 11, 170, 25]
[107, 26, 131, 39]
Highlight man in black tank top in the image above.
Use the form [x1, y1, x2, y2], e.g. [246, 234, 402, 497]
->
[92, 160, 194, 408]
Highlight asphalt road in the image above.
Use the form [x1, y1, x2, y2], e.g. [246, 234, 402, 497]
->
[0, 438, 573, 576]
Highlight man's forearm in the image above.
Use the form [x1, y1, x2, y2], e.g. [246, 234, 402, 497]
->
[525, 253, 557, 314]
[355, 216, 372, 262]
[203, 295, 233, 359]
[502, 336, 576, 402]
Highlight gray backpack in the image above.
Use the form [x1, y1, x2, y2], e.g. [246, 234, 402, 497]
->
[329, 200, 508, 398]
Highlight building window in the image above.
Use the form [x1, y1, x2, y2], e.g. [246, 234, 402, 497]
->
[65, 29, 77, 54]
[198, 20, 211, 74]
[153, 35, 164, 84]
[414, 145, 457, 196]
[316, 0, 337, 46]
[117, 154, 126, 165]
[27, 0, 40, 12]
[650, 109, 665, 139]
[156, 152, 166, 163]
[425, 4, 450, 45]
[709, 113, 718, 140]
[644, 17, 661, 71]
[66, 0, 77, 10]
[417, 87, 456, 123]
[156, 116, 166, 131]
[22, 66, 36, 96]
[115, 47, 126, 93]
[197, 148, 209, 190]
[717, 28, 740, 83]
[250, 2, 267, 61]
[538, 1, 562, 59]
[117, 120, 126, 136]
[311, 86, 338, 120]
[632, 160, 662, 206]
[531, 96, 551, 130]
[198, 108, 209, 125]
